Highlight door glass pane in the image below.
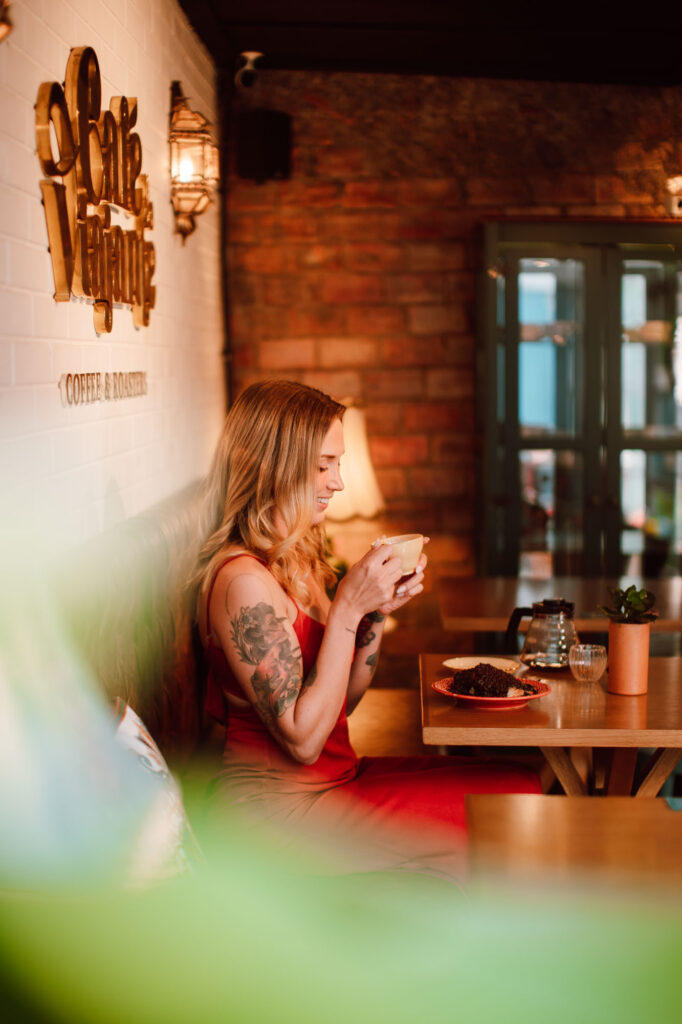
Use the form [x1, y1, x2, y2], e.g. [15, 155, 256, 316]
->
[495, 268, 506, 426]
[518, 258, 584, 438]
[621, 260, 682, 437]
[519, 449, 584, 577]
[620, 448, 682, 576]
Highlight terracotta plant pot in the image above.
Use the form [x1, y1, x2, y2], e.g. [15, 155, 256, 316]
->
[607, 621, 651, 695]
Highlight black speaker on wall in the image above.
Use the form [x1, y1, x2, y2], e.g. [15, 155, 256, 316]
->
[236, 108, 292, 183]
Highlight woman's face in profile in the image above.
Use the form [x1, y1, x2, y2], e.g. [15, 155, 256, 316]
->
[312, 418, 345, 525]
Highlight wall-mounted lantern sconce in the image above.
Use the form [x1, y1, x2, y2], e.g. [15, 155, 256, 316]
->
[168, 81, 219, 242]
[0, 1, 13, 43]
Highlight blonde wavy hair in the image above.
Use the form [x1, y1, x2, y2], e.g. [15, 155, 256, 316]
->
[191, 379, 346, 606]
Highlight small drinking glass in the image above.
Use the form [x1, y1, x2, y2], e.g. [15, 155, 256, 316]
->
[568, 643, 608, 683]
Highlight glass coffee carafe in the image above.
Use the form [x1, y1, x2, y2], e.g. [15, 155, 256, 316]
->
[505, 598, 578, 669]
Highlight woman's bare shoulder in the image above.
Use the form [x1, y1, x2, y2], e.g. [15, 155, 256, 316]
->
[211, 551, 290, 619]
[212, 549, 271, 592]
[200, 550, 278, 640]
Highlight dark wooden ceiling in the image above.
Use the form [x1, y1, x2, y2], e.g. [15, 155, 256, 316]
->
[178, 1, 682, 86]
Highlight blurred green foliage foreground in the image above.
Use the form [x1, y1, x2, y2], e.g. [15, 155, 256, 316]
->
[2, 800, 682, 1024]
[1, 538, 681, 1024]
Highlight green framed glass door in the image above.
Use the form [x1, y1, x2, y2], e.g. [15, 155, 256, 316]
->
[613, 252, 682, 578]
[480, 223, 682, 578]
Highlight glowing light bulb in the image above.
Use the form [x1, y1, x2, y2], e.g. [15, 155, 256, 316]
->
[179, 156, 194, 182]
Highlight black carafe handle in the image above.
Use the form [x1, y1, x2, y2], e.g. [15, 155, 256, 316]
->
[505, 606, 533, 654]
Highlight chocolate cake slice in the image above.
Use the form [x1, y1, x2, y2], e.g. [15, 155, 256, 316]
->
[448, 662, 537, 698]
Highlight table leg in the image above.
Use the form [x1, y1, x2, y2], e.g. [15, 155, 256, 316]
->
[635, 748, 682, 797]
[606, 749, 638, 795]
[539, 747, 588, 796]
[592, 749, 611, 793]
[569, 747, 593, 788]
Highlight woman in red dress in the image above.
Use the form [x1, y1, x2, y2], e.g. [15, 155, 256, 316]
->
[192, 380, 539, 883]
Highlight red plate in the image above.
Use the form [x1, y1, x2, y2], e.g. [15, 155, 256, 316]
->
[432, 676, 551, 710]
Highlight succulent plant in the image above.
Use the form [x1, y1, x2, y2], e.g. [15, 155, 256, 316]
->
[598, 584, 659, 624]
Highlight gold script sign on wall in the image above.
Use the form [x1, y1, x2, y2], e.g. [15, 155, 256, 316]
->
[35, 46, 156, 333]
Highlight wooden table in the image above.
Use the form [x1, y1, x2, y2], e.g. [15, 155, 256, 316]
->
[420, 653, 682, 796]
[437, 574, 682, 634]
[465, 794, 682, 889]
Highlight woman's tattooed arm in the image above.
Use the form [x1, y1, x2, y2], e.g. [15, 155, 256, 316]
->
[353, 610, 385, 677]
[354, 609, 385, 649]
[229, 601, 305, 723]
[365, 649, 379, 676]
[345, 610, 385, 713]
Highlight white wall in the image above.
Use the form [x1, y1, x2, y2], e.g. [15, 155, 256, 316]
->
[0, 0, 225, 553]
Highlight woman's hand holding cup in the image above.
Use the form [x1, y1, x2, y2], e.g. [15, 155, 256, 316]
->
[335, 541, 404, 620]
[374, 533, 428, 612]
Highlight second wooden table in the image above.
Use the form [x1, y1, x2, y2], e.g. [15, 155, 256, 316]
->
[437, 575, 682, 634]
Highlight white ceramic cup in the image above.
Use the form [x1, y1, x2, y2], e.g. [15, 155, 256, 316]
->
[383, 533, 424, 577]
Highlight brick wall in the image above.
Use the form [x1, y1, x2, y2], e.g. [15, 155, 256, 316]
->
[226, 71, 682, 541]
[0, 0, 225, 555]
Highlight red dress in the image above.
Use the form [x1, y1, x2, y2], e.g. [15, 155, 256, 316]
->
[204, 556, 540, 882]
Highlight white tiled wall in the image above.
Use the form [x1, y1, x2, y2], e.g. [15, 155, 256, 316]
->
[0, 0, 225, 553]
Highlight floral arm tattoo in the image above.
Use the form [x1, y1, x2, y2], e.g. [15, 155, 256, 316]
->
[355, 610, 385, 649]
[229, 601, 304, 722]
[365, 650, 379, 676]
[355, 610, 385, 676]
